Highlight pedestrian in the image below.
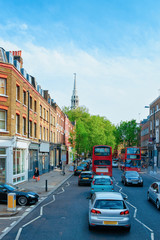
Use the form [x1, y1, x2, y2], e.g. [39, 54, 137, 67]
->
[33, 167, 40, 182]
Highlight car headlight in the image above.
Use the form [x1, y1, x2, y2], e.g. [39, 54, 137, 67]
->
[139, 178, 143, 182]
[27, 194, 35, 198]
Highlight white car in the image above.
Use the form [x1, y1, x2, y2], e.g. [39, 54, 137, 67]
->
[147, 182, 160, 209]
[89, 192, 131, 231]
[112, 160, 118, 168]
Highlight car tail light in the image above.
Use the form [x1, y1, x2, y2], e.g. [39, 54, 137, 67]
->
[91, 209, 101, 214]
[120, 210, 129, 215]
[78, 175, 81, 178]
[92, 180, 95, 185]
[111, 180, 113, 185]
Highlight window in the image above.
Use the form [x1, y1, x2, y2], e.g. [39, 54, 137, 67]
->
[29, 120, 32, 137]
[34, 123, 37, 138]
[34, 100, 37, 112]
[40, 105, 42, 117]
[16, 85, 20, 101]
[46, 129, 48, 141]
[13, 149, 25, 176]
[0, 78, 6, 95]
[43, 127, 45, 140]
[22, 117, 26, 135]
[46, 110, 48, 121]
[16, 114, 20, 133]
[30, 96, 32, 109]
[43, 108, 45, 119]
[0, 110, 6, 131]
[23, 91, 26, 105]
[53, 117, 55, 126]
[150, 121, 152, 130]
[40, 126, 42, 139]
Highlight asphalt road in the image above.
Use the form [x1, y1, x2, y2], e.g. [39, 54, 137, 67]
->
[2, 168, 160, 240]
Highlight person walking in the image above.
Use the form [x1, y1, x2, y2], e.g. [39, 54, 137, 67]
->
[33, 167, 40, 182]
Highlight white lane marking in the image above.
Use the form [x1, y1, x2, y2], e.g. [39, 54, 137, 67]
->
[56, 187, 64, 195]
[15, 194, 56, 240]
[15, 228, 22, 240]
[2, 227, 9, 233]
[10, 221, 16, 227]
[0, 216, 20, 220]
[17, 208, 22, 211]
[66, 181, 70, 187]
[115, 179, 154, 240]
[25, 208, 31, 212]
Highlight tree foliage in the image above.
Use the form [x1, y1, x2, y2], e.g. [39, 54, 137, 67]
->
[114, 120, 140, 147]
[62, 106, 116, 157]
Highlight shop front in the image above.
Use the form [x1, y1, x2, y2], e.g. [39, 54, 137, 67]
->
[39, 142, 50, 174]
[28, 142, 39, 179]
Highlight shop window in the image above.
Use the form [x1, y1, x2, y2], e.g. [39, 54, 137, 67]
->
[13, 149, 25, 176]
[0, 110, 7, 131]
[0, 78, 6, 95]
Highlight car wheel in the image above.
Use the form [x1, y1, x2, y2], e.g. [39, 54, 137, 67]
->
[156, 200, 160, 210]
[147, 192, 150, 201]
[78, 182, 81, 186]
[88, 222, 95, 230]
[124, 181, 127, 186]
[18, 196, 28, 206]
[140, 183, 143, 187]
[125, 226, 131, 232]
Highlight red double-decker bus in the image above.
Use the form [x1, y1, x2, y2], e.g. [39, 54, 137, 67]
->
[120, 147, 141, 172]
[92, 145, 112, 176]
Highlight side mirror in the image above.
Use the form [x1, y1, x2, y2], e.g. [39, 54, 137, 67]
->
[3, 189, 7, 192]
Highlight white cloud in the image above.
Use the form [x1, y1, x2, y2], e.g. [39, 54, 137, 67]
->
[0, 39, 160, 124]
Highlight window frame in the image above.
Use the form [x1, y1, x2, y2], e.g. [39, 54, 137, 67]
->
[0, 78, 6, 95]
[0, 109, 7, 131]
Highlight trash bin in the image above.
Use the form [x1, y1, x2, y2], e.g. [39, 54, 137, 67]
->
[7, 193, 16, 211]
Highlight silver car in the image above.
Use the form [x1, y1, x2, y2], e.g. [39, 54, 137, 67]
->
[89, 192, 131, 231]
[147, 182, 160, 209]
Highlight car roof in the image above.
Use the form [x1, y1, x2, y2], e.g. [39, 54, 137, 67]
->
[93, 175, 111, 179]
[80, 171, 92, 174]
[94, 192, 124, 200]
[125, 171, 138, 174]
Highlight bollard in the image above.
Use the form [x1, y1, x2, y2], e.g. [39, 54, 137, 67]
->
[45, 180, 48, 192]
[7, 193, 16, 211]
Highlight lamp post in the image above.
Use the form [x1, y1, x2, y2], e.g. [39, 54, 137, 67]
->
[145, 106, 157, 173]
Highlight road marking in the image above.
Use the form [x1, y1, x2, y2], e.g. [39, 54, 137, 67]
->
[2, 227, 9, 233]
[66, 181, 70, 187]
[17, 208, 22, 211]
[115, 180, 154, 240]
[0, 216, 20, 220]
[10, 221, 16, 227]
[15, 228, 22, 240]
[25, 208, 31, 212]
[56, 187, 64, 194]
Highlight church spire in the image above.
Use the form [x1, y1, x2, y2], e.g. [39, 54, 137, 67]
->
[71, 73, 79, 109]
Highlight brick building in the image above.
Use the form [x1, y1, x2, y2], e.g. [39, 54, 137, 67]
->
[0, 47, 74, 184]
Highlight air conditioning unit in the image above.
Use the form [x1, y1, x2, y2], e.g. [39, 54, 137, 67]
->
[21, 68, 27, 78]
[6, 51, 13, 64]
[14, 60, 20, 71]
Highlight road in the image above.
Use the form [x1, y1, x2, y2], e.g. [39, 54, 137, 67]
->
[1, 168, 160, 240]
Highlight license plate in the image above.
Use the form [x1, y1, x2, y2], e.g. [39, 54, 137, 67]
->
[78, 170, 81, 171]
[103, 221, 118, 225]
[83, 178, 89, 179]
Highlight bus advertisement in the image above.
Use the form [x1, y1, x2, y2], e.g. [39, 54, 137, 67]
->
[120, 147, 141, 172]
[92, 145, 112, 176]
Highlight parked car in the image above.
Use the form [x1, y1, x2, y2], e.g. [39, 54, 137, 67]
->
[90, 175, 113, 196]
[74, 165, 86, 176]
[121, 171, 143, 186]
[112, 159, 118, 168]
[78, 171, 93, 186]
[0, 183, 39, 206]
[147, 182, 160, 209]
[89, 192, 131, 231]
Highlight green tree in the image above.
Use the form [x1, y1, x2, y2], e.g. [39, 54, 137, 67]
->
[115, 120, 140, 147]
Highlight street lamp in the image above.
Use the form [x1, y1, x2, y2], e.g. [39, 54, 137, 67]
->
[145, 106, 157, 173]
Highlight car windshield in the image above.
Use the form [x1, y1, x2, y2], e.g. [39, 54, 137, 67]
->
[94, 178, 111, 185]
[94, 200, 126, 209]
[125, 172, 139, 177]
[3, 184, 16, 191]
[81, 173, 92, 176]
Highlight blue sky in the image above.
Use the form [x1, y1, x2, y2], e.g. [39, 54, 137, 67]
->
[1, 0, 160, 124]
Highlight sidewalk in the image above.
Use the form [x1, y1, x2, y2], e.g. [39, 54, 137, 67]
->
[0, 165, 74, 217]
[142, 166, 160, 180]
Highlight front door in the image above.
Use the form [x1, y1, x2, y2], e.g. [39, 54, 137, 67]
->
[0, 158, 6, 183]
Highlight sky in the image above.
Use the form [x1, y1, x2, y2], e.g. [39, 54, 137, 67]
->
[1, 0, 160, 125]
